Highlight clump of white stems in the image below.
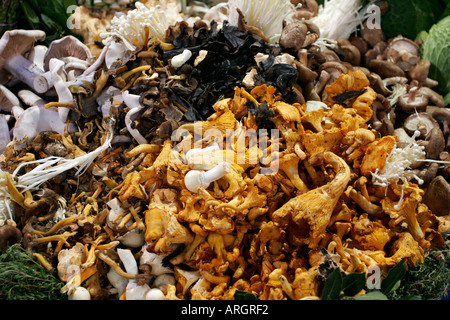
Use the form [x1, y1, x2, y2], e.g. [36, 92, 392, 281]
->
[11, 127, 114, 192]
[102, 1, 178, 48]
[310, 0, 364, 40]
[227, 0, 296, 44]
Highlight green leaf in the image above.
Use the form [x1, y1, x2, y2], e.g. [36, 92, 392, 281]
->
[381, 0, 445, 39]
[234, 290, 257, 300]
[381, 260, 407, 295]
[40, 13, 60, 31]
[19, 1, 40, 28]
[353, 290, 389, 300]
[342, 272, 366, 297]
[321, 268, 343, 300]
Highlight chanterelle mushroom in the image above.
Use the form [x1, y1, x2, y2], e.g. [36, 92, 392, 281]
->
[0, 29, 49, 93]
[272, 151, 351, 248]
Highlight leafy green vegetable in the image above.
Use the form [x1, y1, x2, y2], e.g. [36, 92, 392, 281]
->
[342, 272, 366, 297]
[0, 244, 66, 300]
[321, 268, 343, 300]
[381, 0, 446, 40]
[380, 260, 407, 295]
[419, 14, 450, 106]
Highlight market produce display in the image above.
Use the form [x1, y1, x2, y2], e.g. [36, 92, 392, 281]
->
[0, 0, 449, 300]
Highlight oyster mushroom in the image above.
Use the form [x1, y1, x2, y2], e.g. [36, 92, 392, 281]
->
[272, 151, 351, 248]
[0, 29, 49, 93]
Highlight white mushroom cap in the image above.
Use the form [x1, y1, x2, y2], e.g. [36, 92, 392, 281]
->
[0, 84, 20, 112]
[43, 35, 92, 72]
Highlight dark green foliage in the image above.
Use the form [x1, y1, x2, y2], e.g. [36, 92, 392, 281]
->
[388, 249, 450, 300]
[0, 244, 66, 300]
[0, 0, 78, 44]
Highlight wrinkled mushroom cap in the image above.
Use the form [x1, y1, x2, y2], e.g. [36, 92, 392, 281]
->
[43, 35, 92, 71]
[0, 29, 46, 84]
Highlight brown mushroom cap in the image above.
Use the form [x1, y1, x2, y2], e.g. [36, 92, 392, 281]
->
[397, 89, 429, 113]
[280, 22, 308, 51]
[0, 29, 46, 84]
[43, 35, 92, 71]
[432, 108, 450, 138]
[0, 225, 22, 251]
[423, 175, 450, 216]
[368, 59, 406, 78]
[383, 35, 420, 71]
[403, 112, 440, 138]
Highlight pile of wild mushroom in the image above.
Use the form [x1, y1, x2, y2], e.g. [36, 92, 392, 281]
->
[0, 0, 449, 300]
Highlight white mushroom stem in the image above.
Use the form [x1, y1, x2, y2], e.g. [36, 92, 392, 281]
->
[4, 54, 49, 93]
[123, 90, 148, 145]
[49, 58, 73, 122]
[184, 162, 231, 193]
[185, 144, 220, 164]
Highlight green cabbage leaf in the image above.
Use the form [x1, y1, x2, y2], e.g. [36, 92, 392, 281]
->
[419, 14, 450, 106]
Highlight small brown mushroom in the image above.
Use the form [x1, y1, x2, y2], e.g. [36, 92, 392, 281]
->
[408, 59, 430, 84]
[397, 86, 429, 113]
[335, 38, 361, 66]
[432, 108, 450, 140]
[0, 224, 22, 251]
[422, 126, 446, 160]
[368, 59, 406, 78]
[423, 175, 450, 216]
[383, 35, 420, 71]
[280, 22, 308, 52]
[417, 86, 445, 108]
[360, 21, 386, 47]
[403, 112, 439, 138]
